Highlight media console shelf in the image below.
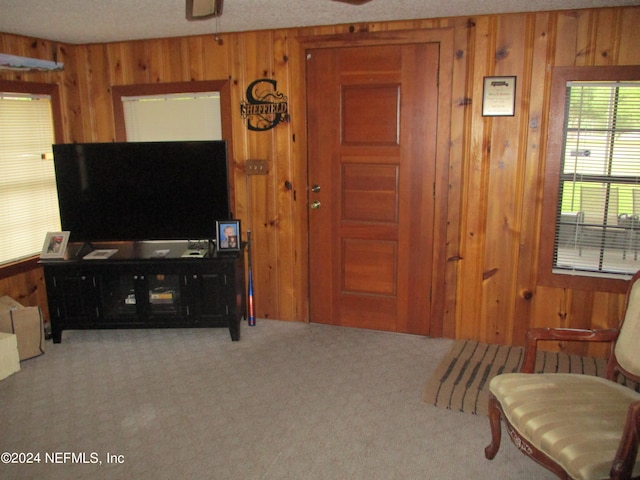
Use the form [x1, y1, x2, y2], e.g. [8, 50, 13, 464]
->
[40, 241, 246, 343]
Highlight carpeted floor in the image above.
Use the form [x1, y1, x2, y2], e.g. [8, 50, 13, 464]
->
[422, 339, 614, 416]
[0, 321, 560, 480]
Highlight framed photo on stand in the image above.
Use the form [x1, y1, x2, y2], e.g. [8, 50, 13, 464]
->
[215, 220, 241, 253]
[41, 231, 70, 259]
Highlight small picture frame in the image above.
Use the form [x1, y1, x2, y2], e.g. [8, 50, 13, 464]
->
[41, 231, 70, 259]
[215, 220, 241, 252]
[482, 76, 516, 117]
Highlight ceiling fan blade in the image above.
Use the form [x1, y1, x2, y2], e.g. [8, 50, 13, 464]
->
[186, 0, 224, 20]
[331, 0, 374, 4]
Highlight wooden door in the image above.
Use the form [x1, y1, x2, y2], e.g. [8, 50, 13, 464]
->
[307, 43, 440, 335]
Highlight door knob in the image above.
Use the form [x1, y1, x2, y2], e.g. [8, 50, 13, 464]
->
[310, 200, 321, 209]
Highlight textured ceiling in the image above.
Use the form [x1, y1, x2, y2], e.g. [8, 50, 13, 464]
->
[1, 0, 638, 45]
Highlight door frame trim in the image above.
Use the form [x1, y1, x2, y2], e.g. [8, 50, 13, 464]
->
[291, 28, 454, 336]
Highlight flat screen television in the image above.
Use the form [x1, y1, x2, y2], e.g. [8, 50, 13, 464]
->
[52, 141, 231, 243]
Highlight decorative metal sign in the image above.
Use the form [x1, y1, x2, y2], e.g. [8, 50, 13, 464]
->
[240, 78, 289, 131]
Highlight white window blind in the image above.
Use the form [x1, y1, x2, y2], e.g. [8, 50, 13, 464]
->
[553, 81, 640, 279]
[0, 92, 60, 264]
[122, 92, 222, 141]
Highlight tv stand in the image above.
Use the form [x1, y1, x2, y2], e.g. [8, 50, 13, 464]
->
[40, 241, 246, 343]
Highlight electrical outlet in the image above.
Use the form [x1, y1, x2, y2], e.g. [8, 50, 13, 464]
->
[246, 159, 268, 175]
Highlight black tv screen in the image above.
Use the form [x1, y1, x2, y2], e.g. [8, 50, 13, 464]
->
[52, 141, 230, 243]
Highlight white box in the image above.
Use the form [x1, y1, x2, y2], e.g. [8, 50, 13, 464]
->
[0, 296, 45, 361]
[0, 332, 20, 380]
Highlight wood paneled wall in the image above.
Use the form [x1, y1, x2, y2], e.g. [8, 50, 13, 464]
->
[0, 263, 49, 319]
[2, 6, 639, 354]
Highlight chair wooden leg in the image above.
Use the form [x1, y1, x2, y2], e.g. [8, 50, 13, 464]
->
[485, 393, 502, 460]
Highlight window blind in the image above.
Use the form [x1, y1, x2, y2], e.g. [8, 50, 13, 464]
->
[553, 81, 640, 278]
[0, 93, 60, 264]
[122, 92, 222, 141]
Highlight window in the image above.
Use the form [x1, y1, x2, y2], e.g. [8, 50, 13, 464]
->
[122, 92, 222, 141]
[109, 80, 235, 240]
[111, 80, 231, 142]
[539, 66, 640, 293]
[0, 82, 61, 265]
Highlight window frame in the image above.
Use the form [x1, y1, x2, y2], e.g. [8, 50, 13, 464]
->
[111, 80, 235, 215]
[0, 80, 64, 278]
[111, 80, 232, 142]
[538, 65, 640, 294]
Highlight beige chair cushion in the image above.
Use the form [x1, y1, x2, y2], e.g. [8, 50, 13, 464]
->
[490, 373, 640, 480]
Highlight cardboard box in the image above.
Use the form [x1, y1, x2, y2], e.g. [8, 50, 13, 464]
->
[0, 296, 45, 361]
[0, 332, 20, 380]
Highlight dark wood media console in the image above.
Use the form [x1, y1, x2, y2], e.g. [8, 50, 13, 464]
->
[40, 241, 246, 343]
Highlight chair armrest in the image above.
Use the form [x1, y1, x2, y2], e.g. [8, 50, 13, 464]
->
[520, 327, 619, 373]
[611, 399, 640, 479]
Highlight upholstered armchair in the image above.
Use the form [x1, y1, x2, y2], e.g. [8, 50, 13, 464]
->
[485, 271, 640, 480]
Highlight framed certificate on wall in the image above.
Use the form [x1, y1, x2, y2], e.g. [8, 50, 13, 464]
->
[482, 76, 516, 117]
